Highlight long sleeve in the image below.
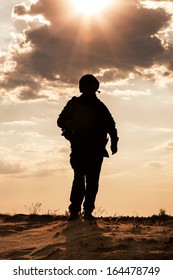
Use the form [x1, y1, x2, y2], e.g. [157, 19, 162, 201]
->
[100, 102, 119, 154]
[57, 97, 77, 141]
[100, 102, 119, 144]
[57, 97, 77, 128]
[108, 115, 119, 146]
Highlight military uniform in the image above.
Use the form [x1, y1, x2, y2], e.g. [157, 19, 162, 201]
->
[57, 93, 118, 217]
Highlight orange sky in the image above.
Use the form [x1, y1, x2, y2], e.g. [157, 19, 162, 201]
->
[0, 0, 173, 216]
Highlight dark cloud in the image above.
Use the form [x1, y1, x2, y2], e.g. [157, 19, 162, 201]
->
[18, 88, 48, 101]
[1, 0, 172, 99]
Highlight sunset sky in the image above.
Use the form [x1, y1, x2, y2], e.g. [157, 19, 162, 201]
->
[1, 0, 173, 216]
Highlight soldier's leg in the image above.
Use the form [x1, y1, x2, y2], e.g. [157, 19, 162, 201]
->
[84, 156, 103, 215]
[69, 154, 85, 215]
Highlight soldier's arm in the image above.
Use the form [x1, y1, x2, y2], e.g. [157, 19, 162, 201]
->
[57, 97, 76, 129]
[57, 97, 76, 140]
[108, 116, 119, 154]
[103, 105, 119, 154]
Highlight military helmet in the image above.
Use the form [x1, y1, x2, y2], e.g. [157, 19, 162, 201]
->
[79, 74, 100, 93]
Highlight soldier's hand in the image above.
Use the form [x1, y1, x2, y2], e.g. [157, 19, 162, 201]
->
[111, 144, 118, 155]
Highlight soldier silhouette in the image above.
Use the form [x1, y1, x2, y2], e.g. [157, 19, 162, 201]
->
[57, 74, 119, 221]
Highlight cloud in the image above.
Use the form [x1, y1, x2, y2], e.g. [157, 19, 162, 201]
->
[145, 161, 167, 169]
[1, 120, 35, 126]
[152, 127, 173, 133]
[26, 159, 68, 177]
[153, 139, 173, 153]
[0, 147, 12, 156]
[18, 87, 48, 101]
[0, 0, 172, 99]
[12, 2, 28, 16]
[163, 140, 173, 153]
[46, 146, 69, 156]
[32, 160, 58, 177]
[113, 89, 150, 98]
[0, 159, 25, 175]
[150, 0, 173, 2]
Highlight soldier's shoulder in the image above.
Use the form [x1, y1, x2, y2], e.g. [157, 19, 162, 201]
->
[66, 96, 78, 105]
[97, 98, 109, 109]
[69, 96, 78, 101]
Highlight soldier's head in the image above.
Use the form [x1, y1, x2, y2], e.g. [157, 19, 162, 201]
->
[79, 74, 100, 94]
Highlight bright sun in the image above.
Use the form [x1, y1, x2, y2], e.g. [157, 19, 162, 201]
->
[72, 0, 112, 17]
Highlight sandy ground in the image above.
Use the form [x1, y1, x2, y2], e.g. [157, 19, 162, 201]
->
[0, 214, 173, 260]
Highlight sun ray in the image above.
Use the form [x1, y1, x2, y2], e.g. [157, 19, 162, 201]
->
[72, 0, 112, 17]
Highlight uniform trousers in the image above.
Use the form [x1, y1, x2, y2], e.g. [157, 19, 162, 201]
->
[69, 152, 103, 214]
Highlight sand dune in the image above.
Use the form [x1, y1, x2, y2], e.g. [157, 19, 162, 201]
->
[0, 214, 173, 260]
